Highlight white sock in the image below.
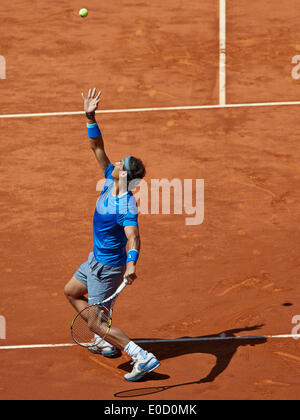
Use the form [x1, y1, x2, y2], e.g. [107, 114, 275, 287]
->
[124, 341, 148, 360]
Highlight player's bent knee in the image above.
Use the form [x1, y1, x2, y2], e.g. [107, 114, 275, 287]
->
[64, 277, 86, 301]
[64, 281, 73, 301]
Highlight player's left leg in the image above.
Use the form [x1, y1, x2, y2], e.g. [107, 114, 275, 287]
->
[64, 276, 88, 313]
[86, 256, 127, 356]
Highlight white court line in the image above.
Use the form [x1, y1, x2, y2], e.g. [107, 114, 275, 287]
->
[0, 334, 299, 350]
[0, 343, 76, 350]
[1, 101, 300, 119]
[219, 0, 226, 106]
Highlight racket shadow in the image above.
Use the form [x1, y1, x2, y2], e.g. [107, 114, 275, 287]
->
[114, 324, 267, 398]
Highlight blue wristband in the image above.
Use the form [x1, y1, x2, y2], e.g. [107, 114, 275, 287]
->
[126, 249, 139, 264]
[87, 122, 102, 138]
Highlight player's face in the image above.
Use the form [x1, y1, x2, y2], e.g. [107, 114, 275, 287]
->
[112, 160, 124, 179]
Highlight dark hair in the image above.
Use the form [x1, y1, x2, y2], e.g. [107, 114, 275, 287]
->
[128, 157, 146, 181]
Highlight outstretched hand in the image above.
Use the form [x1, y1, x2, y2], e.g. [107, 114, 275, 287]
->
[81, 88, 101, 114]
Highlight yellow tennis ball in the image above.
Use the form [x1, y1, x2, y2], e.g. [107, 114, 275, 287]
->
[79, 8, 88, 18]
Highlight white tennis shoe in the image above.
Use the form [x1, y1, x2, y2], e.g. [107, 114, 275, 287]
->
[88, 335, 120, 358]
[124, 353, 160, 381]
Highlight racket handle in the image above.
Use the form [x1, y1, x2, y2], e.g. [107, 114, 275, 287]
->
[116, 278, 128, 294]
[101, 278, 128, 304]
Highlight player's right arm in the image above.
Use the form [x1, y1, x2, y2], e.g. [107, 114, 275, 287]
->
[81, 88, 111, 173]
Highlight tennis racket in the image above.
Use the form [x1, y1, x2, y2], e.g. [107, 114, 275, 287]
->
[70, 278, 128, 348]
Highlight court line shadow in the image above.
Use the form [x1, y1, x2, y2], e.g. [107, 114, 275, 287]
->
[114, 324, 267, 398]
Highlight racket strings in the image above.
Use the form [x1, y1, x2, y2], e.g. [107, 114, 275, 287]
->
[71, 304, 111, 346]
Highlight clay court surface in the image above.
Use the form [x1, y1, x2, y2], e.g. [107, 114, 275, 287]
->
[1, 0, 300, 400]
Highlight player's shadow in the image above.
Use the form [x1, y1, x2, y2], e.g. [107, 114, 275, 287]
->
[115, 324, 267, 398]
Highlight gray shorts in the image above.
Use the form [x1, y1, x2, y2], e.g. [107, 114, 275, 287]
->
[74, 252, 126, 305]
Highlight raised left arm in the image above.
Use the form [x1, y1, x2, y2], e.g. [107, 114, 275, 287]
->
[82, 88, 111, 173]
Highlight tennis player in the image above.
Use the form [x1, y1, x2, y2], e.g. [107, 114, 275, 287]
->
[64, 88, 160, 381]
